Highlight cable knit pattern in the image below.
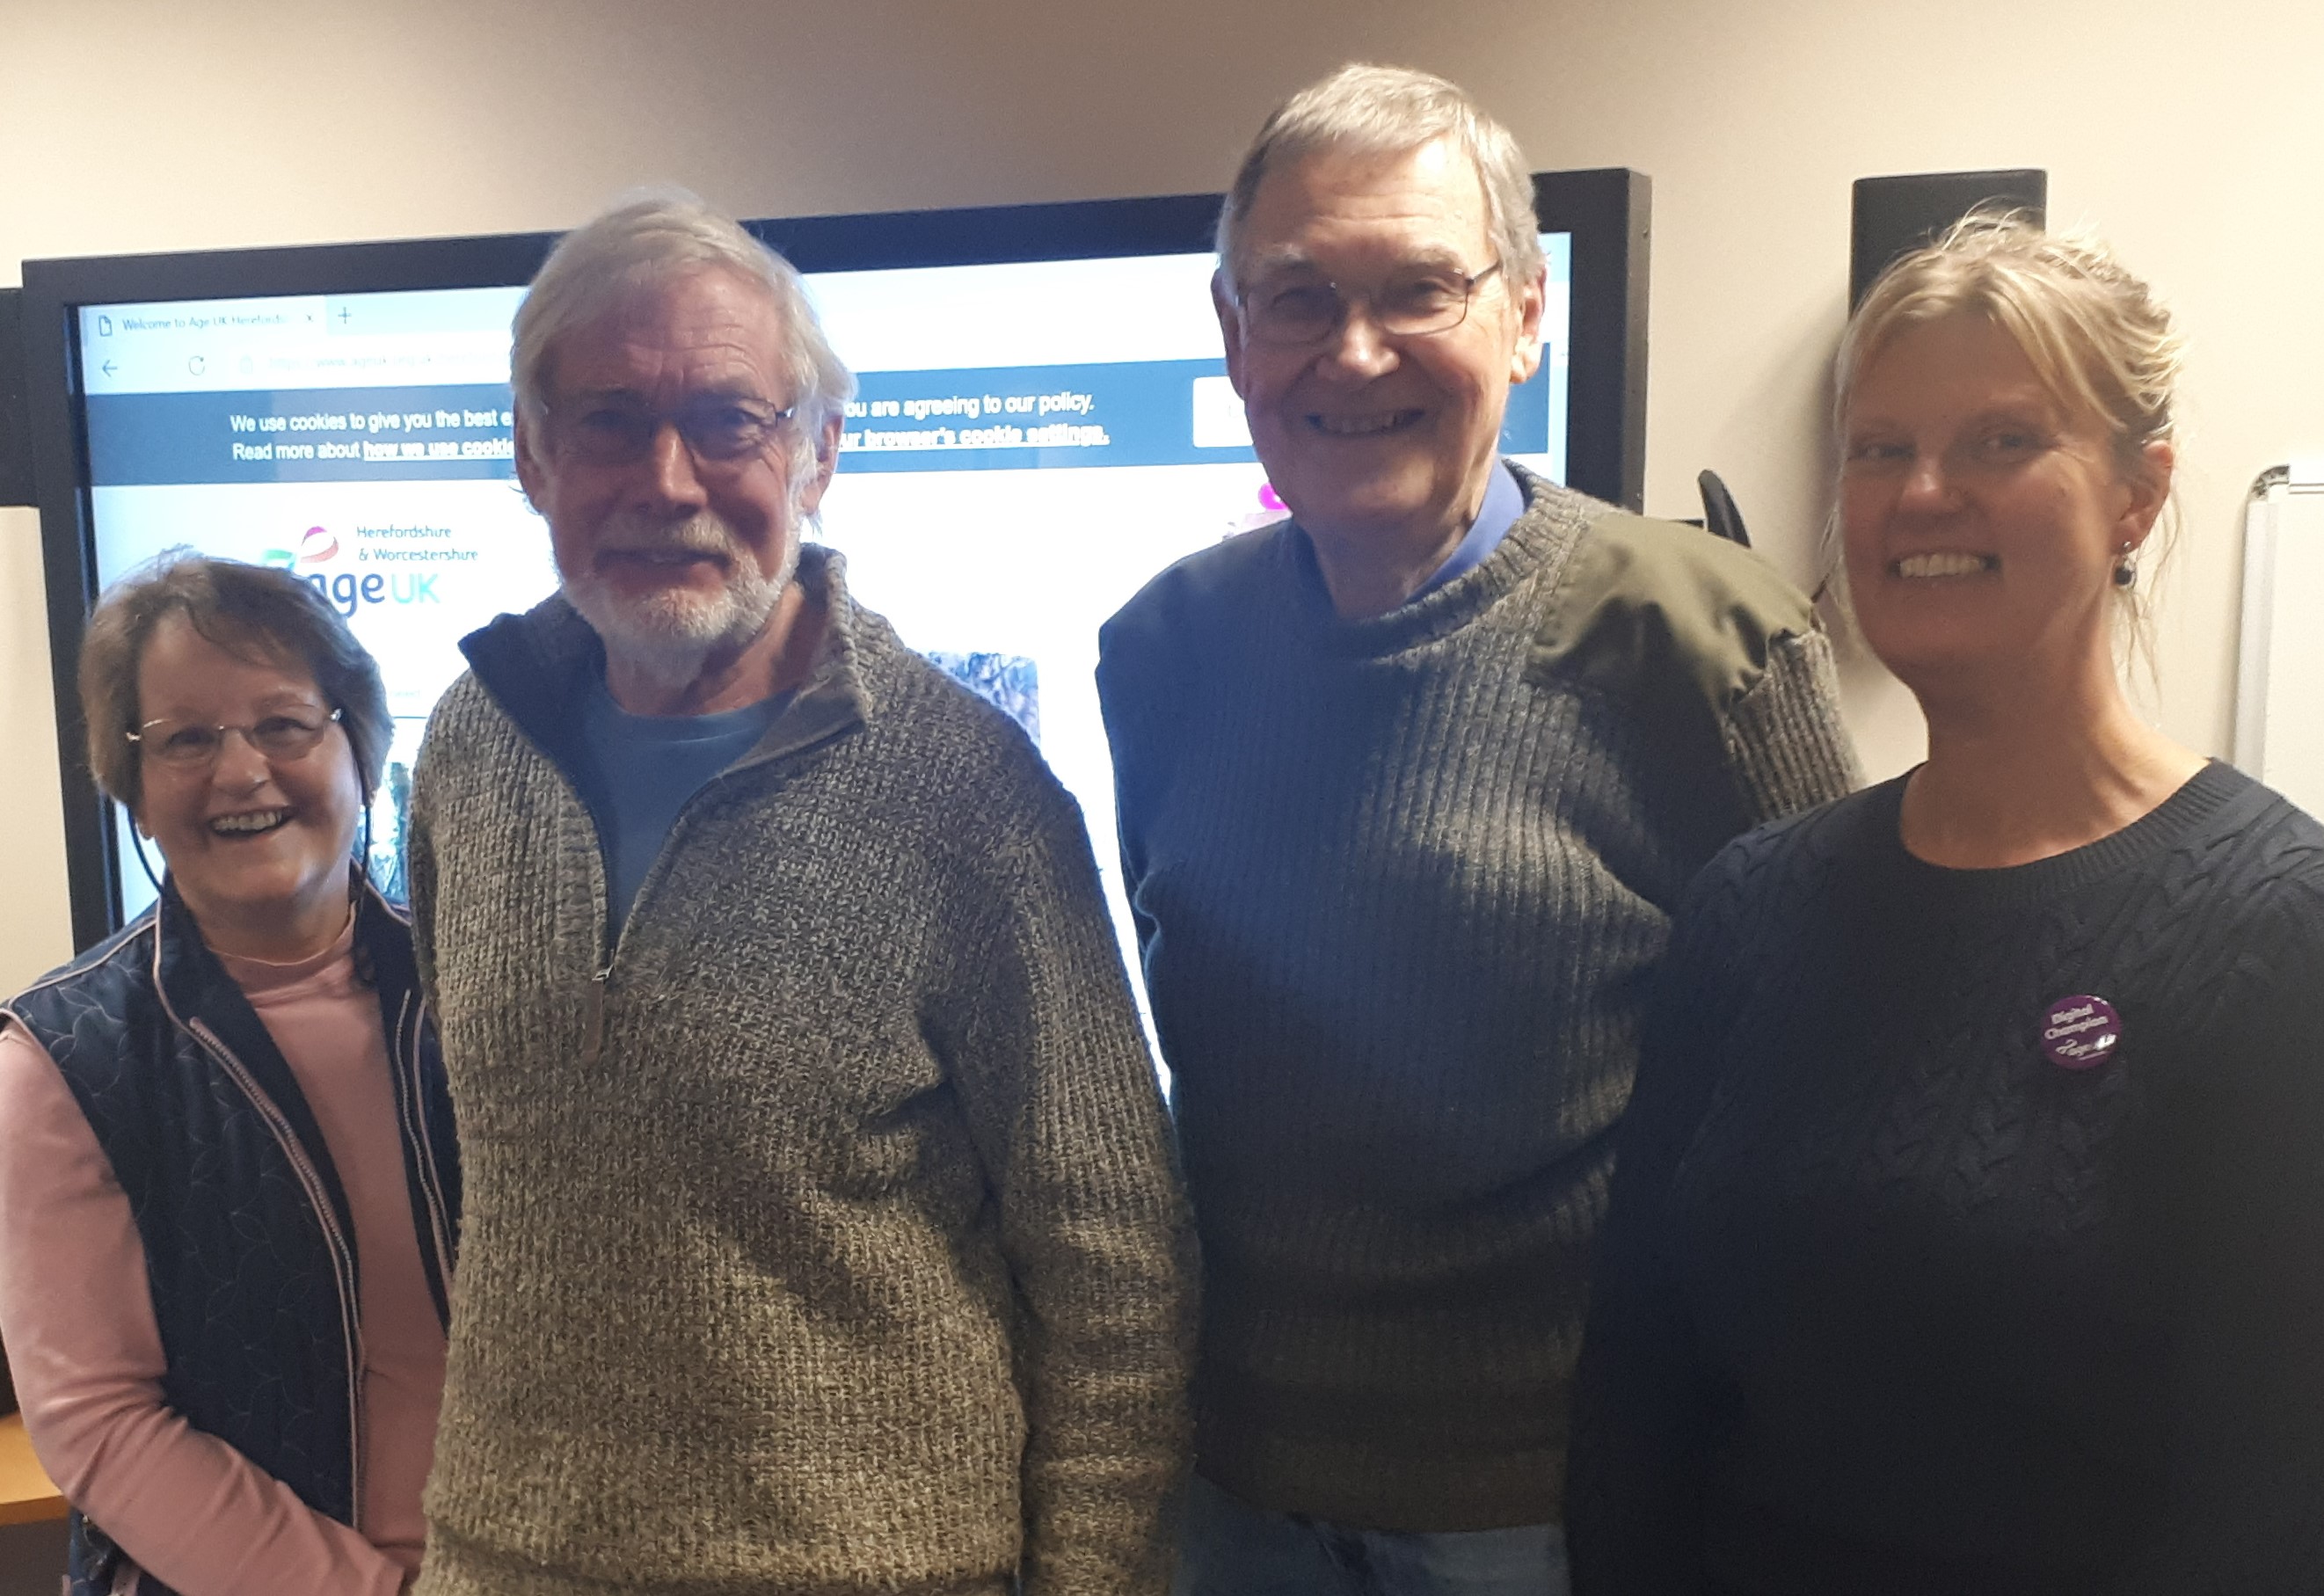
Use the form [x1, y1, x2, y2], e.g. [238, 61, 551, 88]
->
[1568, 762, 2324, 1593]
[407, 549, 1196, 1596]
[1096, 470, 1857, 1532]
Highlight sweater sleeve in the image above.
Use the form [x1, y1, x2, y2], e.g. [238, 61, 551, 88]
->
[1719, 626, 1859, 826]
[1565, 845, 1759, 1594]
[943, 783, 1198, 1596]
[0, 1023, 405, 1596]
[1094, 596, 1176, 969]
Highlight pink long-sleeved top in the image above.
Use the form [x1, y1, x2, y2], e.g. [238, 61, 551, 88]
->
[0, 919, 445, 1596]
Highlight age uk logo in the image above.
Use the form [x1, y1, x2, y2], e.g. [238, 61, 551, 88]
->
[261, 527, 339, 571]
[261, 523, 442, 616]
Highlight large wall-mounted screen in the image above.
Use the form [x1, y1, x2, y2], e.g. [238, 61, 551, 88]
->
[25, 173, 1648, 951]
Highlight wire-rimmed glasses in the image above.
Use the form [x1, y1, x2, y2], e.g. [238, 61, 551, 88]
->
[128, 706, 345, 769]
[1235, 259, 1507, 346]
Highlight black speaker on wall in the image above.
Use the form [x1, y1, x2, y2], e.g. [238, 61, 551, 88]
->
[0, 288, 33, 508]
[1850, 168, 2046, 310]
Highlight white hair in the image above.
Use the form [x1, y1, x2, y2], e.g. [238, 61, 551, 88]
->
[1216, 63, 1544, 292]
[511, 188, 856, 439]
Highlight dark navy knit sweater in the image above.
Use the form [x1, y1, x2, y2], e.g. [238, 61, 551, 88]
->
[1568, 762, 2324, 1593]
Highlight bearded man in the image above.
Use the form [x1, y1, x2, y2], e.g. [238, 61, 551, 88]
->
[406, 193, 1194, 1596]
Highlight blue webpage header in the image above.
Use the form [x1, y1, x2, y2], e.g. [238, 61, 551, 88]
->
[85, 361, 1555, 485]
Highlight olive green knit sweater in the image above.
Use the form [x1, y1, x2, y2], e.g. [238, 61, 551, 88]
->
[409, 550, 1195, 1596]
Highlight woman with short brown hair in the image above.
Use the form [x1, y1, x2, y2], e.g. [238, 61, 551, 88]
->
[0, 553, 458, 1596]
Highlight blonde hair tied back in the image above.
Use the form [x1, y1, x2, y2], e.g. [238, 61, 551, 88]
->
[1833, 213, 2184, 667]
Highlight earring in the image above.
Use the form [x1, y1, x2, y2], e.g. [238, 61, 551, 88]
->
[2113, 543, 2138, 589]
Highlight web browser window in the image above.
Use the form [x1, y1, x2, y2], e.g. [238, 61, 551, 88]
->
[81, 236, 1575, 975]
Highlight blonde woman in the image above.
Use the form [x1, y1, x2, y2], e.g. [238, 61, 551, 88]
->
[1566, 220, 2324, 1592]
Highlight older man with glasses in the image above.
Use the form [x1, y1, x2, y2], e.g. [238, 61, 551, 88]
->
[406, 192, 1194, 1596]
[1096, 65, 1859, 1595]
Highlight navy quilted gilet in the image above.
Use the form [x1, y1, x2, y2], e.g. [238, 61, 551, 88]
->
[4, 879, 459, 1596]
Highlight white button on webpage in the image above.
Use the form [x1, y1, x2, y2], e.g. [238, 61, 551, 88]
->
[1191, 375, 1251, 448]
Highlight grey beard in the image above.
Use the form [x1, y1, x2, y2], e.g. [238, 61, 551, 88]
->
[561, 518, 798, 695]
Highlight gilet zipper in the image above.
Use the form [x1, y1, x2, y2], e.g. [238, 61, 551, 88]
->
[181, 1015, 369, 1528]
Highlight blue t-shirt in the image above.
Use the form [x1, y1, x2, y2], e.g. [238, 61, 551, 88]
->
[572, 675, 790, 936]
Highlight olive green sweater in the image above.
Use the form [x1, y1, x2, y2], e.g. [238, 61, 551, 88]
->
[409, 550, 1196, 1596]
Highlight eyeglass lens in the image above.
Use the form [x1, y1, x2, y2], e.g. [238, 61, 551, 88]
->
[136, 710, 339, 766]
[1243, 262, 1502, 345]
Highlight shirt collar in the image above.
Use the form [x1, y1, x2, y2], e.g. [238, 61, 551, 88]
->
[1410, 459, 1524, 603]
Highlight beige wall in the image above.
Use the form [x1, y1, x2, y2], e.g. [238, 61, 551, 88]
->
[4, 0, 2320, 986]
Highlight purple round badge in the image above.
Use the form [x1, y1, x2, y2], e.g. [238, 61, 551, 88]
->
[2041, 995, 2121, 1070]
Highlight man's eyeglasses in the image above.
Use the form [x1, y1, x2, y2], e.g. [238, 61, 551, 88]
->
[1235, 259, 1506, 346]
[128, 707, 344, 768]
[546, 395, 796, 470]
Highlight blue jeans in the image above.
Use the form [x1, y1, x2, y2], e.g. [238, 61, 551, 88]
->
[1173, 1474, 1570, 1596]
